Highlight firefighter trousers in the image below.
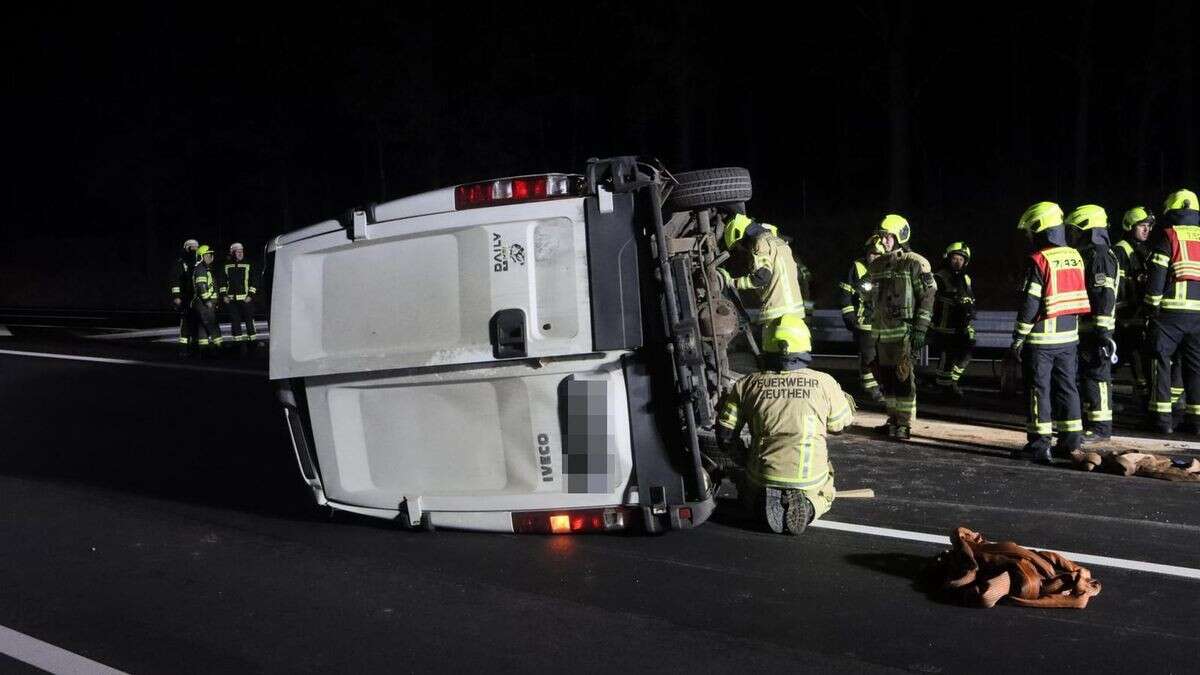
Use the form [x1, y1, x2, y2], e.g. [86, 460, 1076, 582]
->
[178, 307, 197, 347]
[932, 331, 974, 386]
[856, 329, 879, 392]
[1147, 311, 1200, 425]
[1022, 342, 1082, 451]
[1078, 332, 1113, 436]
[876, 337, 916, 427]
[1115, 322, 1148, 395]
[227, 299, 256, 341]
[193, 300, 223, 348]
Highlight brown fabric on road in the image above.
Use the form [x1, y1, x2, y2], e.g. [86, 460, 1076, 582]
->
[935, 527, 1102, 609]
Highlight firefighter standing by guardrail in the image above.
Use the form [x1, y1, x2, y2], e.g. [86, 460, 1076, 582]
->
[1113, 207, 1155, 401]
[930, 241, 976, 399]
[1142, 189, 1200, 434]
[169, 238, 199, 354]
[220, 242, 259, 355]
[1010, 202, 1090, 463]
[867, 214, 935, 440]
[1066, 205, 1120, 442]
[192, 245, 224, 353]
[839, 234, 886, 403]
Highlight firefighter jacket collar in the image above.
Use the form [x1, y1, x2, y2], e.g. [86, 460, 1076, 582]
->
[1165, 209, 1200, 226]
[759, 351, 813, 371]
[1031, 225, 1068, 249]
[1083, 225, 1111, 247]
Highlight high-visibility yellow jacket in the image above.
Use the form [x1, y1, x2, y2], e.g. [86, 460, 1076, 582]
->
[867, 249, 936, 342]
[717, 368, 852, 489]
[721, 232, 807, 321]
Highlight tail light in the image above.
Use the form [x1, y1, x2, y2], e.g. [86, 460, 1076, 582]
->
[454, 174, 586, 210]
[511, 507, 629, 534]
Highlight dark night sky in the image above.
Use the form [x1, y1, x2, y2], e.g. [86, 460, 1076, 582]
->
[3, 1, 1197, 309]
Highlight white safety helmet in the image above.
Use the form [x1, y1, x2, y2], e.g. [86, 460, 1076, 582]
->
[183, 238, 199, 250]
[229, 242, 244, 254]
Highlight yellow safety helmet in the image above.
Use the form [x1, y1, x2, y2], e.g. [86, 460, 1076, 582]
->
[1065, 204, 1108, 230]
[944, 241, 971, 263]
[1122, 206, 1155, 230]
[196, 244, 213, 258]
[722, 213, 754, 249]
[762, 314, 812, 354]
[864, 234, 886, 255]
[1163, 189, 1198, 212]
[721, 214, 777, 249]
[878, 214, 911, 245]
[1018, 201, 1064, 233]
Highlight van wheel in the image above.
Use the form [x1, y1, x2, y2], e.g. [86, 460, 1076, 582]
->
[665, 167, 753, 211]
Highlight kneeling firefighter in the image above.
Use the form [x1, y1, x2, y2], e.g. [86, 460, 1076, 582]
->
[716, 315, 853, 535]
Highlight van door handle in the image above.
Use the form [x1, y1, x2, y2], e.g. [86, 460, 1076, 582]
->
[490, 308, 527, 359]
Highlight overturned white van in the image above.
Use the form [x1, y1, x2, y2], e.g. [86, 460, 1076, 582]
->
[267, 157, 753, 533]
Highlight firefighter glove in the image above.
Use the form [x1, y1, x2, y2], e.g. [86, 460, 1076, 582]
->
[910, 328, 927, 351]
[1009, 339, 1024, 364]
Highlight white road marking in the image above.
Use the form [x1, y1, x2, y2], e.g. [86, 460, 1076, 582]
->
[812, 519, 1200, 580]
[0, 349, 262, 376]
[0, 624, 127, 674]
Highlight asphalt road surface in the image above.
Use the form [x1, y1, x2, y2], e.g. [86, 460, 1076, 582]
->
[1, 330, 1197, 673]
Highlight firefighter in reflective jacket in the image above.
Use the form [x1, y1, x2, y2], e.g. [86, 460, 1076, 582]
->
[716, 313, 851, 535]
[192, 245, 224, 351]
[170, 238, 199, 350]
[867, 214, 936, 440]
[220, 242, 258, 350]
[718, 210, 812, 352]
[839, 234, 886, 403]
[930, 241, 976, 399]
[1011, 202, 1090, 462]
[1066, 205, 1120, 441]
[1113, 207, 1155, 399]
[1143, 188, 1200, 434]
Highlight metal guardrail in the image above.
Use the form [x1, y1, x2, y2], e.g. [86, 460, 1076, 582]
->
[808, 309, 1016, 350]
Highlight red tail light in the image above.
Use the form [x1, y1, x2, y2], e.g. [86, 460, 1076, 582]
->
[454, 174, 586, 210]
[511, 507, 629, 534]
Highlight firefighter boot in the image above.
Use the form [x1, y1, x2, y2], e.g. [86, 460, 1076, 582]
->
[763, 487, 786, 534]
[784, 491, 813, 535]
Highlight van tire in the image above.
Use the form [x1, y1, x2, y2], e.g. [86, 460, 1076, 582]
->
[666, 167, 753, 211]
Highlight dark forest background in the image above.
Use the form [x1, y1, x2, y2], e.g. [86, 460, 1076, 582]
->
[2, 1, 1196, 310]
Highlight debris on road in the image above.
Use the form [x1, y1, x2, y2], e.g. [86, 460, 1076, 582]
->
[1071, 449, 1200, 481]
[931, 527, 1102, 609]
[835, 488, 875, 498]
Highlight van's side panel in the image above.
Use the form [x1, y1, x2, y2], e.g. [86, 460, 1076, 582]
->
[269, 198, 593, 381]
[298, 353, 634, 514]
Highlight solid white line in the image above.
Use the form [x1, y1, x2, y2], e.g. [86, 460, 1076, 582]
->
[811, 519, 1200, 580]
[0, 624, 127, 675]
[0, 349, 262, 376]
